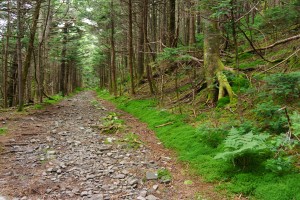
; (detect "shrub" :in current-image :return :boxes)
[265,157,295,175]
[197,124,229,148]
[253,101,288,134]
[214,128,270,168]
[264,72,300,102]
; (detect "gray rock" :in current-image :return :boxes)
[146,172,158,180]
[128,178,138,186]
[0,196,6,200]
[90,194,104,200]
[80,191,88,196]
[137,197,146,200]
[140,190,147,197]
[115,174,126,179]
[153,185,159,190]
[46,188,52,194]
[145,195,159,200]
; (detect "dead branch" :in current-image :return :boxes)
[260,48,300,74]
[242,34,300,54]
[155,122,174,128]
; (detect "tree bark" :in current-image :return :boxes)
[203,11,234,104]
[60,22,68,97]
[128,0,135,95]
[110,0,117,96]
[3,0,11,108]
[169,0,176,47]
[19,0,41,111]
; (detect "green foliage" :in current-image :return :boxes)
[224,72,250,93]
[238,59,265,69]
[195,34,204,49]
[264,72,300,101]
[157,168,172,182]
[96,89,300,200]
[197,124,228,148]
[157,46,197,62]
[215,128,269,167]
[217,96,230,108]
[123,133,143,149]
[44,94,64,105]
[254,174,300,200]
[33,104,43,110]
[99,112,124,134]
[0,127,8,135]
[259,3,300,32]
[265,157,295,175]
[253,101,288,134]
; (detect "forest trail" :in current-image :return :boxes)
[0,91,223,200]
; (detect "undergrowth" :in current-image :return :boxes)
[0,127,8,135]
[96,88,300,200]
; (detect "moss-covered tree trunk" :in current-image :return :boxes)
[203,14,234,104]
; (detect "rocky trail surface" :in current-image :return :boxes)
[0,91,223,200]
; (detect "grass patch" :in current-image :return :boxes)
[0,127,8,135]
[96,89,300,199]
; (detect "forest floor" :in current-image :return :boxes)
[0,91,226,200]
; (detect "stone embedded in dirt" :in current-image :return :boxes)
[146,195,159,200]
[153,185,159,190]
[90,194,104,200]
[115,174,126,179]
[0,196,6,200]
[146,171,158,180]
[0,92,188,200]
[140,190,147,197]
[128,178,138,186]
[80,191,88,196]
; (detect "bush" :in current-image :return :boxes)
[259,3,300,32]
[197,124,229,148]
[253,101,288,134]
[214,128,270,168]
[264,72,300,102]
[265,157,295,175]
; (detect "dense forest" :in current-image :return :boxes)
[0,0,300,199]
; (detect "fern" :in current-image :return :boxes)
[215,128,269,166]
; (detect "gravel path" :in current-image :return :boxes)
[0,92,178,200]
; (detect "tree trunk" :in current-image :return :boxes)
[60,23,68,97]
[3,0,11,108]
[144,0,155,95]
[110,0,117,96]
[203,12,234,104]
[128,0,135,95]
[17,0,24,111]
[137,1,145,81]
[19,0,41,111]
[169,0,176,47]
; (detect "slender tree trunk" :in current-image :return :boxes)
[169,0,176,47]
[3,0,11,108]
[137,1,145,81]
[128,0,135,95]
[19,0,41,111]
[60,23,68,97]
[144,0,154,95]
[17,0,24,111]
[110,0,117,96]
[189,1,196,46]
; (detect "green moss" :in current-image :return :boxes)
[96,89,300,200]
[0,127,8,135]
